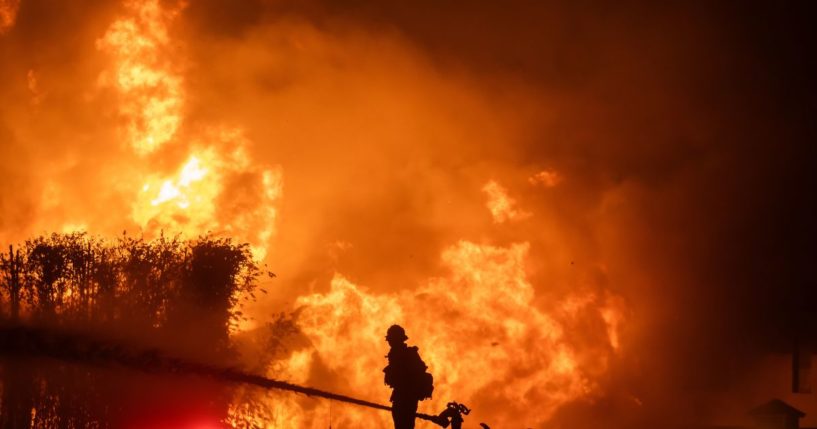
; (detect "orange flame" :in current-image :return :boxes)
[92,3,626,426]
[251,241,625,427]
[483,180,530,223]
[3,1,630,426]
[97,0,186,155]
[96,0,281,259]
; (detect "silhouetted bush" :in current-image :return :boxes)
[0,232,260,428]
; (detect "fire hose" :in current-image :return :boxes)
[0,323,489,428]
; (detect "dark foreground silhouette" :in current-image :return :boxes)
[0,233,488,428]
[381,325,485,429]
[0,233,258,427]
[0,321,486,427]
[384,324,434,429]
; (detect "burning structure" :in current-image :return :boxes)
[0,0,815,428]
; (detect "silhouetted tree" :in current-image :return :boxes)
[0,245,22,320]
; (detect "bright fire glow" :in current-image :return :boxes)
[97,2,624,426]
[483,180,530,223]
[97,0,185,155]
[3,0,630,427]
[137,151,217,224]
[245,241,625,428]
[97,0,282,259]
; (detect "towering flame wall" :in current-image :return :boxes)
[94,0,281,260]
[0,0,625,428]
[3,1,627,427]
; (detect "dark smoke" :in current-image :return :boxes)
[181,2,817,425]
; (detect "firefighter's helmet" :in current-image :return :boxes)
[386,324,408,342]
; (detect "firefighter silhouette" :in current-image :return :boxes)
[383,324,433,429]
